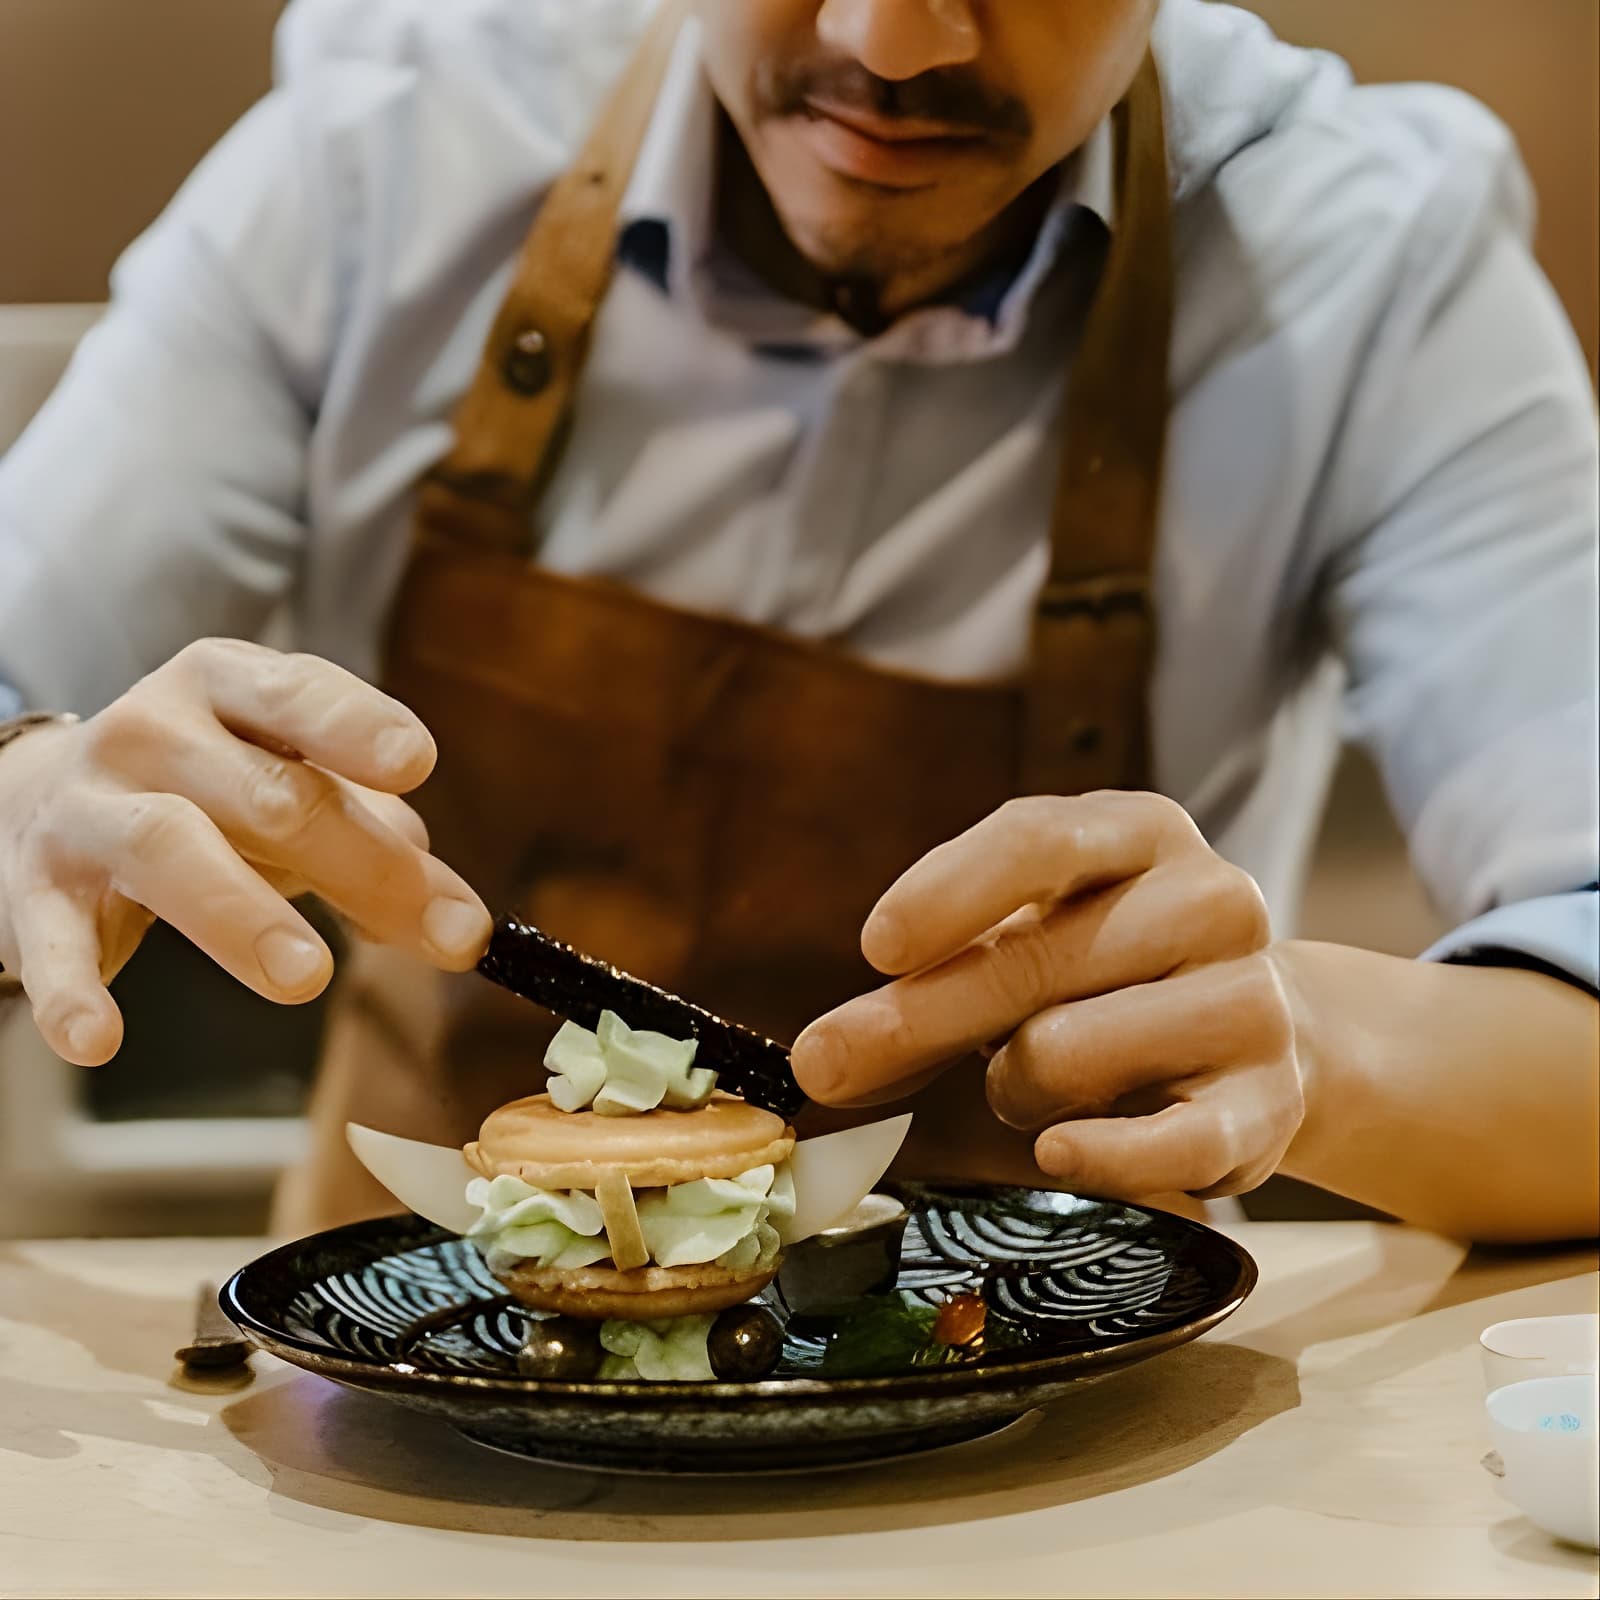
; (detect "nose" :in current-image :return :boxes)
[815,0,981,81]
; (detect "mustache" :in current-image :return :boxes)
[756,57,1032,141]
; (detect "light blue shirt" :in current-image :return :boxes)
[0,0,1595,989]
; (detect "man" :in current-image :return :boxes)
[0,0,1594,1241]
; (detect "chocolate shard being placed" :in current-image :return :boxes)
[476,915,808,1120]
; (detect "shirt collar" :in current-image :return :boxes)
[617,19,1117,361]
[617,19,719,304]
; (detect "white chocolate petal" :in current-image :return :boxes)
[780,1114,913,1245]
[346,1123,482,1235]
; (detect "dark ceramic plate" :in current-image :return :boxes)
[222,1184,1256,1474]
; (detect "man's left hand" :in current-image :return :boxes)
[791,792,1306,1201]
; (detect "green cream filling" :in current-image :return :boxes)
[464,1175,612,1271]
[597,1315,717,1382]
[466,1162,794,1275]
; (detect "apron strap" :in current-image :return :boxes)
[414,0,691,553]
[1020,53,1173,797]
[416,22,1173,798]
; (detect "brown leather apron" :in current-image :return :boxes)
[278,7,1174,1232]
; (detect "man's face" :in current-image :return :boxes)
[696,0,1157,283]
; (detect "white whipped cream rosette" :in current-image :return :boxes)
[545,1012,717,1115]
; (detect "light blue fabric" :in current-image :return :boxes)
[0,679,22,721]
[1425,888,1600,993]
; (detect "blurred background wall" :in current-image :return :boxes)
[0,0,1596,1232]
[3,0,1595,374]
[0,0,283,303]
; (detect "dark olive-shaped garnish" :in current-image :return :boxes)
[708,1305,784,1381]
[517,1315,604,1381]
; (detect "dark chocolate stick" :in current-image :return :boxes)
[476,915,808,1120]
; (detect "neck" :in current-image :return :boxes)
[716,118,1053,335]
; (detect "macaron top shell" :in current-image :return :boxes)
[465,1091,795,1189]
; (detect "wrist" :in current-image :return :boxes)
[1271,940,1599,1240]
[1270,939,1415,1184]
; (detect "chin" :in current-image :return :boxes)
[759,144,952,278]
[782,203,960,284]
[786,197,1020,295]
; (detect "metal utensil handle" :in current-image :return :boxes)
[174,1281,252,1370]
[192,1281,238,1345]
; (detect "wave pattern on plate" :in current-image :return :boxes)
[274,1189,1215,1378]
[286,1241,516,1370]
[895,1192,1193,1338]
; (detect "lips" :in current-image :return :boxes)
[791,95,990,188]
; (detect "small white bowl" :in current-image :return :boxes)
[1483,1374,1598,1550]
[1480,1312,1598,1392]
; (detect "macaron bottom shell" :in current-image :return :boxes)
[494,1256,780,1321]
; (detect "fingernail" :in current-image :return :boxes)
[1033,1130,1074,1181]
[423,897,491,960]
[375,724,428,774]
[256,928,328,991]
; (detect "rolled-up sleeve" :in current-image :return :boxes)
[1424,888,1600,994]
[1318,94,1599,991]
[0,77,335,716]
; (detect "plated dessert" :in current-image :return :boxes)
[224,1186,1258,1469]
[349,1009,909,1380]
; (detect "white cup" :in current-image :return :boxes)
[1480,1312,1598,1393]
[1483,1374,1598,1550]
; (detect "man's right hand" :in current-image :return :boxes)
[0,638,492,1067]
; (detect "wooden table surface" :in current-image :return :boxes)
[2,1223,1596,1599]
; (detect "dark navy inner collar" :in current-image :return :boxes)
[617,217,674,296]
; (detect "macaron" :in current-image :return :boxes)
[494,1256,781,1321]
[467,1091,796,1320]
[466,1092,794,1190]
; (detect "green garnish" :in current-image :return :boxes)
[819,1292,952,1377]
